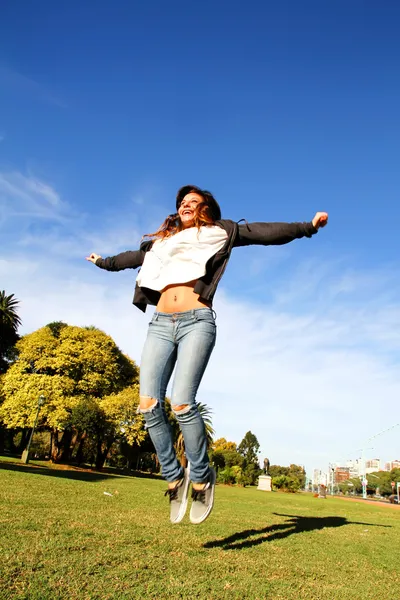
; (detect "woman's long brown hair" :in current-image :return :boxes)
[143,197,217,241]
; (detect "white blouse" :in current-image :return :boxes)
[136,226,228,291]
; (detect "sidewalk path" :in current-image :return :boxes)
[332,496,400,509]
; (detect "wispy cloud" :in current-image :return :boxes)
[0,170,144,260]
[0,65,67,108]
[0,171,71,225]
[0,133,5,143]
[17,223,143,259]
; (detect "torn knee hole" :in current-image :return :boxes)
[139,396,158,411]
[172,403,190,415]
[173,404,189,411]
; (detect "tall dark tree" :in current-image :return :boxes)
[238,430,260,466]
[0,291,21,374]
[238,431,262,485]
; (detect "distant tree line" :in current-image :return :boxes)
[338,470,400,498]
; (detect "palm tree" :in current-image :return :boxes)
[0,291,22,373]
[0,291,21,331]
[174,401,215,468]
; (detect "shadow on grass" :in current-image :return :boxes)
[0,460,121,482]
[0,460,162,483]
[204,512,391,551]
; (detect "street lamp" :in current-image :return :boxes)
[360,447,373,500]
[21,394,45,464]
[328,463,335,495]
[360,423,400,499]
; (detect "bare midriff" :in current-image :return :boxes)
[156,280,211,313]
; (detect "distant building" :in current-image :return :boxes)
[313,469,320,486]
[312,469,328,487]
[384,460,400,471]
[334,466,350,484]
[346,459,361,478]
[365,458,380,473]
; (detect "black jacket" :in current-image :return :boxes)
[95,219,318,312]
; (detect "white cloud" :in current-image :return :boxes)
[1,173,399,475]
[0,171,70,224]
[0,170,144,258]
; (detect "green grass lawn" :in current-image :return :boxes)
[1,457,399,600]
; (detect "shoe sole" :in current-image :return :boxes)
[171,466,190,524]
[190,468,216,525]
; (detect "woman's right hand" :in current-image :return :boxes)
[85,253,101,264]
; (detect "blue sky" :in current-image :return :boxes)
[1,1,399,476]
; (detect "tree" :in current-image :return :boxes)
[238,431,260,464]
[238,431,262,485]
[0,291,21,374]
[288,464,306,489]
[272,475,301,493]
[64,386,147,470]
[0,291,22,452]
[0,324,139,465]
[218,465,243,485]
[97,385,147,469]
[45,321,68,338]
[212,438,238,453]
[269,465,289,478]
[269,463,306,492]
[364,470,400,497]
[390,468,400,482]
[350,477,362,494]
[210,438,244,476]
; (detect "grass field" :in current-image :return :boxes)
[1,457,399,600]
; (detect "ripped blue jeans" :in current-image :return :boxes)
[138,308,216,483]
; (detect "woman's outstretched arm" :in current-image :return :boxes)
[234,211,328,247]
[85,241,153,271]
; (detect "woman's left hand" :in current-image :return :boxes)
[312,212,329,229]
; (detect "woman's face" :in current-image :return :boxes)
[178,192,203,228]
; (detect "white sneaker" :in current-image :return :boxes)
[190,467,216,524]
[164,468,190,524]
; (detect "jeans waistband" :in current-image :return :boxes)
[152,308,216,321]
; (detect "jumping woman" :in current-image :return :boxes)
[86,185,328,524]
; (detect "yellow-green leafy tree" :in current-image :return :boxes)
[0,323,141,466]
[212,438,238,453]
[209,437,244,476]
[96,385,146,469]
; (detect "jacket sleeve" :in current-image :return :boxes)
[234,221,318,247]
[95,240,153,271]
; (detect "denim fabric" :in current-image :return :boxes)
[139,308,216,483]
